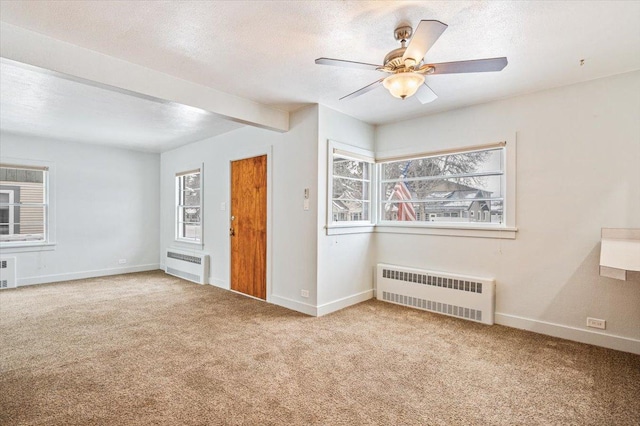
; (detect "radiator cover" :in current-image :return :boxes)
[376,263,495,325]
[165,248,209,285]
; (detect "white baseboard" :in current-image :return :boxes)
[317,289,374,317]
[495,312,640,355]
[18,264,161,286]
[270,294,318,316]
[270,289,374,317]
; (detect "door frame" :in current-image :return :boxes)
[227,148,272,302]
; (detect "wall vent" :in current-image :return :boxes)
[381,291,483,322]
[0,257,17,289]
[377,264,495,325]
[167,252,202,264]
[165,249,209,285]
[166,267,201,284]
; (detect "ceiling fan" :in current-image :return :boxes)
[315,20,508,103]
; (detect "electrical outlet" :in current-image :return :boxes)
[300,289,309,298]
[587,317,606,330]
[118,259,127,265]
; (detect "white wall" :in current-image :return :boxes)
[160,104,377,316]
[0,132,160,284]
[316,105,376,314]
[160,106,319,314]
[375,71,640,353]
[6,69,635,353]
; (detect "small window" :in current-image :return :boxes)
[0,165,48,243]
[379,145,505,226]
[176,169,201,243]
[329,144,373,225]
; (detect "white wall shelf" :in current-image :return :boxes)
[599,228,640,282]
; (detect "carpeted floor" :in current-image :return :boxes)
[0,271,638,425]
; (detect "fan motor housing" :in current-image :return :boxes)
[384,47,407,69]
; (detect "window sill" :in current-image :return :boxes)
[326,224,375,236]
[375,224,517,239]
[0,242,57,253]
[174,239,203,249]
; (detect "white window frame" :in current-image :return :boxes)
[175,166,203,246]
[0,158,56,252]
[326,141,375,235]
[375,140,517,239]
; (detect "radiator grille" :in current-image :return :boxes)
[377,264,495,325]
[382,268,482,294]
[167,252,202,265]
[382,291,482,322]
[166,267,201,283]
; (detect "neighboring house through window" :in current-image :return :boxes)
[379,144,506,226]
[0,164,48,243]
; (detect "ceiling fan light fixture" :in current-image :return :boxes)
[382,72,425,99]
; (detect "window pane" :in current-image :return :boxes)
[378,146,507,227]
[178,223,201,240]
[382,200,503,224]
[182,188,200,206]
[381,201,416,222]
[183,173,200,189]
[382,149,503,180]
[0,167,45,185]
[1,168,46,208]
[331,152,371,223]
[179,206,200,223]
[332,200,369,222]
[333,156,366,179]
[180,172,200,206]
[382,175,503,200]
[333,178,364,200]
[0,205,46,242]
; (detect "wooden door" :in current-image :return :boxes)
[230,155,267,299]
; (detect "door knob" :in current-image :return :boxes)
[230,227,235,236]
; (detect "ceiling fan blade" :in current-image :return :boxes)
[415,83,438,104]
[429,57,508,74]
[403,20,448,63]
[339,78,384,100]
[315,57,382,71]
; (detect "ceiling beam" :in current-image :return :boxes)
[0,23,289,133]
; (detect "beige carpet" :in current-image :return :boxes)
[1,271,638,426]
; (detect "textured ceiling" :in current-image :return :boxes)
[0,60,242,152]
[0,0,639,128]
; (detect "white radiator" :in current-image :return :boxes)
[0,257,17,289]
[376,263,495,325]
[165,248,209,285]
